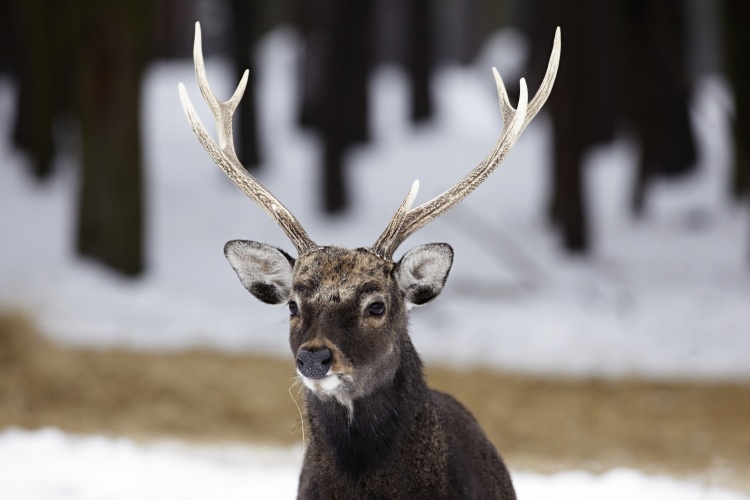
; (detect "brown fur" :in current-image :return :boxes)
[235,245,517,499]
[223,241,515,497]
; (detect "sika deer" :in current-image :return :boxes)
[179,22,560,499]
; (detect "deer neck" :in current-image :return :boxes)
[304,336,429,476]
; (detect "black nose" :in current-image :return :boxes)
[296,347,333,379]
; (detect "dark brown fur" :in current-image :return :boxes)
[285,247,516,499]
[224,242,515,498]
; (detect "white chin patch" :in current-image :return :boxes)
[300,371,355,421]
[300,373,342,394]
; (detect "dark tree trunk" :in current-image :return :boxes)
[12,0,73,180]
[151,0,196,60]
[294,0,322,130]
[405,0,434,123]
[326,0,372,147]
[550,127,589,252]
[522,0,697,252]
[228,0,262,169]
[323,0,373,213]
[523,0,620,253]
[622,0,696,216]
[722,0,750,201]
[74,0,152,276]
[0,1,19,75]
[295,0,374,213]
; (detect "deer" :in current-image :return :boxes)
[179,22,559,500]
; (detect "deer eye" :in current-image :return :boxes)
[367,301,385,316]
[288,301,299,316]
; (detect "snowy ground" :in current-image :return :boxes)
[1,27,749,498]
[2,428,747,500]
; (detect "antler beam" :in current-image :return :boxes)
[371,27,561,259]
[178,22,318,255]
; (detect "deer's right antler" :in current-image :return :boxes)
[178,22,318,256]
[370,27,561,260]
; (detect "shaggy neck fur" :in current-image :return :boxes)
[305,337,428,477]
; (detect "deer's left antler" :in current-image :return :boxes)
[370,27,561,260]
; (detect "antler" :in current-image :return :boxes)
[178,22,318,255]
[370,27,561,260]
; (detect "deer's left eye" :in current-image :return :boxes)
[367,302,385,316]
[288,301,299,316]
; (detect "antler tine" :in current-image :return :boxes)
[496,27,561,132]
[374,27,560,259]
[370,180,420,258]
[178,22,317,255]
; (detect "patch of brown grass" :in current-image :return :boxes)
[0,311,301,444]
[1,310,748,492]
[426,368,750,491]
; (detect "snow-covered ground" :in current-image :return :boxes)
[1,26,749,498]
[2,428,747,500]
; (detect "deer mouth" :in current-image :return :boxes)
[299,371,351,396]
[299,371,357,419]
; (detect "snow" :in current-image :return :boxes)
[1,428,746,500]
[0,428,301,500]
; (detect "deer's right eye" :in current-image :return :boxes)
[288,301,299,316]
[367,301,385,316]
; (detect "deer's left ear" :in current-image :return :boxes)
[396,243,454,308]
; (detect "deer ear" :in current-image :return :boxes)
[224,240,295,304]
[396,243,454,308]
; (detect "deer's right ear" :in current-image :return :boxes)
[224,240,295,304]
[396,243,454,308]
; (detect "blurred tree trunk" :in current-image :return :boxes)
[151,0,196,59]
[722,0,750,201]
[405,0,434,123]
[74,0,153,276]
[295,0,322,130]
[228,0,262,169]
[12,0,73,179]
[522,0,696,252]
[622,0,696,216]
[0,1,18,74]
[523,0,620,252]
[295,0,374,213]
[322,0,373,213]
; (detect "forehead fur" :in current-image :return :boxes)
[293,247,395,301]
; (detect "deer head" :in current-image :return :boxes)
[179,22,560,412]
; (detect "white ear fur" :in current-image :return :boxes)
[224,240,295,304]
[396,243,454,309]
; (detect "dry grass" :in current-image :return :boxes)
[427,369,750,490]
[1,310,748,492]
[0,311,300,444]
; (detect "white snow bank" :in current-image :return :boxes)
[0,28,749,380]
[0,428,746,500]
[0,428,301,500]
